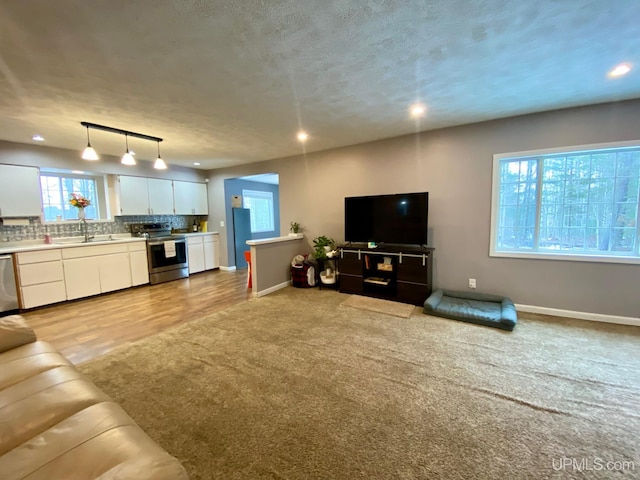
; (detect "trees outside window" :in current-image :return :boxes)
[492,142,640,263]
[40,174,100,221]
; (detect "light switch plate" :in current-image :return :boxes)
[220,220,225,227]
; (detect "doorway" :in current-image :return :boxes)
[223,173,280,268]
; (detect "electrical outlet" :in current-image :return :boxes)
[220,220,225,227]
[469,278,477,289]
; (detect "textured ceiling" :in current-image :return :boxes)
[0,1,638,170]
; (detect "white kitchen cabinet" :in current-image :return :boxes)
[0,165,42,217]
[118,176,174,215]
[187,236,205,274]
[129,242,149,286]
[99,253,132,292]
[189,234,219,273]
[63,243,133,299]
[16,249,66,309]
[147,178,174,214]
[204,234,220,270]
[173,181,208,215]
[64,256,102,300]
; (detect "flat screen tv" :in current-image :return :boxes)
[344,192,429,246]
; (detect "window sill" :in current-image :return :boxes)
[490,250,640,265]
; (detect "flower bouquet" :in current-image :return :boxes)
[69,193,91,209]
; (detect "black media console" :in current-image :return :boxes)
[338,244,434,306]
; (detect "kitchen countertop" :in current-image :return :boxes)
[0,234,147,255]
[175,231,220,237]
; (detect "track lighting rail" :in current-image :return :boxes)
[80,122,163,143]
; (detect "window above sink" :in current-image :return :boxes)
[40,169,110,222]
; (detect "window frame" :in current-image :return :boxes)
[40,171,110,222]
[490,140,640,265]
[242,189,275,234]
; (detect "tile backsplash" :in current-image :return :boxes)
[0,215,207,242]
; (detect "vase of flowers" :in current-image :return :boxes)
[69,193,91,219]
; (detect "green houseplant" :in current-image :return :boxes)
[312,235,335,259]
[289,221,301,234]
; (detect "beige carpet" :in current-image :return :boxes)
[340,294,415,318]
[79,288,640,480]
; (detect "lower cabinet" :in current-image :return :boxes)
[15,240,148,309]
[129,243,150,286]
[188,234,220,274]
[187,237,205,274]
[63,257,102,300]
[204,234,220,270]
[16,249,67,309]
[63,245,133,300]
[99,253,132,293]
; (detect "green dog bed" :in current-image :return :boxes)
[424,289,517,331]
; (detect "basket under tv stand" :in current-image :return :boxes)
[338,243,434,306]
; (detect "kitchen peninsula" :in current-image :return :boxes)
[246,233,304,297]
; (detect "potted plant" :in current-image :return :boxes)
[312,235,335,259]
[289,221,301,236]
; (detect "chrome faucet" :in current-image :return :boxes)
[80,219,94,242]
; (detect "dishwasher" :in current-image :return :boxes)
[0,254,19,316]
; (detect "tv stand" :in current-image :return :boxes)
[338,244,434,306]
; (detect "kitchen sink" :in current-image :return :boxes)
[54,236,117,245]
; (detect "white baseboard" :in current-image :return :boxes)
[516,304,640,327]
[253,281,291,298]
[220,266,237,272]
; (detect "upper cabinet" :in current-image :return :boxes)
[173,181,208,215]
[117,176,174,215]
[0,165,42,217]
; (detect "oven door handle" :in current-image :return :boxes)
[148,239,186,247]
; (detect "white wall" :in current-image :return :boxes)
[208,99,640,318]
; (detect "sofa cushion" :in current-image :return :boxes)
[0,315,36,353]
[0,401,188,480]
[0,342,73,390]
[0,365,112,455]
[0,316,188,479]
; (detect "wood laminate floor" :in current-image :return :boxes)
[21,269,252,365]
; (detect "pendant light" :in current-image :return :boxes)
[121,134,136,165]
[154,140,167,170]
[82,125,99,160]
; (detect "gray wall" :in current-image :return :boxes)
[208,99,640,318]
[251,238,305,294]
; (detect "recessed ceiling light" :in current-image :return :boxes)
[410,103,426,118]
[32,134,45,141]
[72,170,85,174]
[194,162,201,166]
[297,131,309,142]
[609,63,631,78]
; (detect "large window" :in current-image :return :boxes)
[491,141,640,263]
[242,189,274,233]
[40,173,101,221]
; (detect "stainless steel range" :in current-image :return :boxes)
[131,223,189,285]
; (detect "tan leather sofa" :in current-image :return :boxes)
[0,315,188,479]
